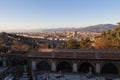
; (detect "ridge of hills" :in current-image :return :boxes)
[40,24,116,32]
[1,24,116,33]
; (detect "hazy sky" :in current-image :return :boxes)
[0,0,120,31]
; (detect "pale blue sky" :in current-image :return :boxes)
[0,0,120,31]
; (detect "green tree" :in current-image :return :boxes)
[80,38,92,49]
[65,39,80,49]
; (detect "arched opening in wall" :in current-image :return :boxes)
[36,61,51,72]
[12,59,24,66]
[24,59,28,65]
[101,63,118,74]
[78,62,94,73]
[57,61,72,73]
[0,61,2,67]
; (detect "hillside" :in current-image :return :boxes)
[78,24,116,32]
[95,23,120,50]
[0,32,37,52]
[41,24,116,32]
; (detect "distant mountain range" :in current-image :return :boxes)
[1,24,116,33]
[40,24,117,32]
[77,24,117,32]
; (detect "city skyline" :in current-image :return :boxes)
[0,0,120,31]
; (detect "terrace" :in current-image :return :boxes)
[28,49,120,60]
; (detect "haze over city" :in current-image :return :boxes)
[0,0,120,32]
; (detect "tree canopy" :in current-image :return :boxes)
[95,23,120,50]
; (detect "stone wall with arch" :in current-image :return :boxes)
[30,58,120,75]
[78,62,95,73]
[101,61,120,74]
[35,59,54,72]
[56,61,72,72]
